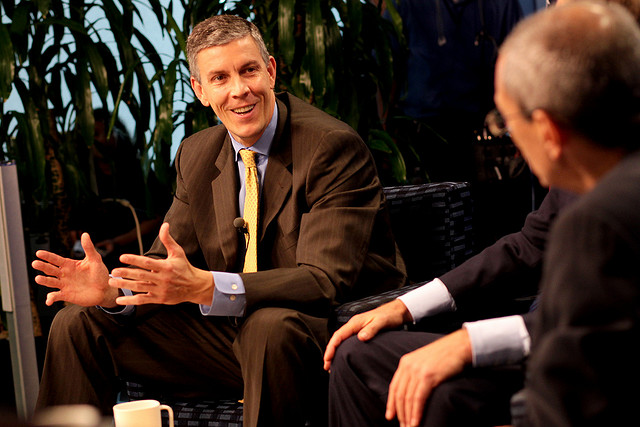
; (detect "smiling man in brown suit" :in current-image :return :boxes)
[32,14,406,427]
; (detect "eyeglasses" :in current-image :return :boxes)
[484,109,511,138]
[484,108,533,138]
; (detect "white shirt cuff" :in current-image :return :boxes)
[397,278,456,323]
[463,315,531,367]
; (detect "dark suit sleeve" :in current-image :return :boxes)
[440,188,577,311]
[241,126,401,316]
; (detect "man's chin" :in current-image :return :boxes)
[231,130,262,147]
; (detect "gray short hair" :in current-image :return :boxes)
[499,1,640,149]
[187,15,270,83]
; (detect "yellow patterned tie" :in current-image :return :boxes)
[239,149,259,272]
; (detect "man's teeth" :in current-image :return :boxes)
[233,105,255,114]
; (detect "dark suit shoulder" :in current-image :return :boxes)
[172,124,232,193]
[273,92,371,177]
[554,149,640,250]
[277,92,361,138]
[176,124,227,164]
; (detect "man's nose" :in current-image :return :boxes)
[230,75,250,97]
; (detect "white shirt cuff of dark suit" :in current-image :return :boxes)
[397,278,457,323]
[463,315,531,367]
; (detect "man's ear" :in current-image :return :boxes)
[267,56,277,89]
[190,76,210,107]
[532,109,564,161]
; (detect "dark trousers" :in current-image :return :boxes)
[329,330,524,427]
[37,303,329,427]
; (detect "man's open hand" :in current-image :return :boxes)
[32,232,116,307]
[109,223,214,306]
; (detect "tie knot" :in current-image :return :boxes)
[239,149,257,168]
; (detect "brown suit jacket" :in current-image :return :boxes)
[147,92,406,318]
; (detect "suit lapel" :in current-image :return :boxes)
[260,97,292,240]
[211,135,241,270]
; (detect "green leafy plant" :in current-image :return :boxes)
[0,0,179,253]
[0,0,410,255]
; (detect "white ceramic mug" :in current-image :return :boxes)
[113,399,174,427]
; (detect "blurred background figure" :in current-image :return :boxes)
[383,0,524,184]
[71,109,168,269]
[378,0,541,250]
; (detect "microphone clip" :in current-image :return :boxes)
[233,217,249,235]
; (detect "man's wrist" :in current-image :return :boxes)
[391,298,414,323]
[194,268,215,306]
[100,286,122,308]
[453,328,473,365]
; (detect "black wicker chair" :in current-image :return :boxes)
[121,181,475,426]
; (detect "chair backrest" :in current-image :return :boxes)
[332,182,476,329]
[383,182,474,283]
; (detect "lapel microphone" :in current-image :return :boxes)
[233,217,249,235]
[233,217,249,250]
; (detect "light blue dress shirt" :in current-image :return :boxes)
[200,105,278,317]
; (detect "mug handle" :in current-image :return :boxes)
[160,404,174,427]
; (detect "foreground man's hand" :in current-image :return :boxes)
[386,328,473,427]
[109,223,214,306]
[323,299,412,371]
[32,232,116,307]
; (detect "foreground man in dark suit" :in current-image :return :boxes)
[326,1,640,426]
[496,2,640,425]
[32,15,406,426]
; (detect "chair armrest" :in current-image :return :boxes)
[331,182,475,331]
[332,282,425,330]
